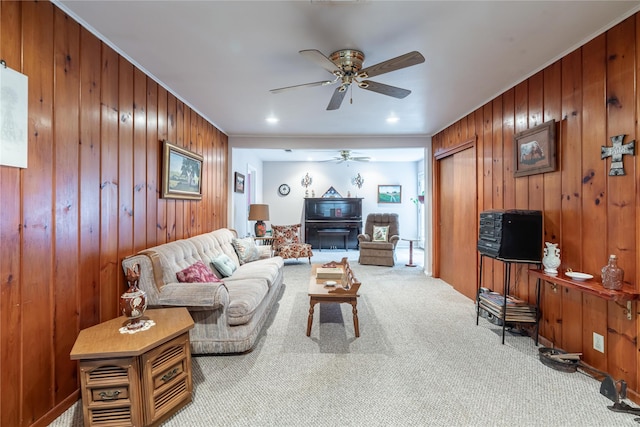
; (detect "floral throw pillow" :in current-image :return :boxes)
[372,225,389,242]
[176,261,221,283]
[272,224,301,249]
[232,237,260,265]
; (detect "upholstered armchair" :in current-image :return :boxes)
[357,213,400,266]
[271,224,313,263]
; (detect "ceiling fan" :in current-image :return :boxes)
[329,150,371,163]
[270,49,425,110]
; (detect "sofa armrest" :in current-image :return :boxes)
[389,235,400,246]
[158,282,229,311]
[357,233,371,243]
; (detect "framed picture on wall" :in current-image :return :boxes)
[514,120,556,177]
[234,172,245,193]
[161,140,203,200]
[378,185,402,203]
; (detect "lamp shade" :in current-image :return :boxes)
[248,204,269,221]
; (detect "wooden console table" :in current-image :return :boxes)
[70,308,194,427]
[529,269,640,320]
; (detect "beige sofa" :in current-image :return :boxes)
[121,228,284,354]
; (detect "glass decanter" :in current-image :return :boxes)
[601,254,624,290]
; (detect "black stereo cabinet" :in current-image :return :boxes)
[476,209,543,344]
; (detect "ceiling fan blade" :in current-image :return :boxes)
[359,80,411,99]
[357,51,425,79]
[270,80,336,94]
[351,157,371,162]
[327,86,347,110]
[300,49,340,75]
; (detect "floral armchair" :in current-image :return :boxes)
[271,224,313,264]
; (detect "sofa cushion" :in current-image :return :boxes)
[372,225,389,242]
[226,257,283,288]
[176,261,220,283]
[226,279,269,326]
[212,254,238,277]
[232,237,261,265]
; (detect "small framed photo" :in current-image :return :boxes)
[234,172,245,193]
[514,120,556,177]
[378,185,402,203]
[161,140,203,200]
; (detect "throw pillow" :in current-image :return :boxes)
[372,225,390,242]
[211,253,237,277]
[272,224,300,249]
[232,237,260,265]
[176,261,221,283]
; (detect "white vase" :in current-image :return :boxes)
[542,242,561,275]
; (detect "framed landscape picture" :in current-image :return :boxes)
[378,185,402,203]
[513,120,556,177]
[161,140,203,200]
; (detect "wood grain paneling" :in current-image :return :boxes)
[1,3,23,426]
[433,11,640,404]
[0,2,228,425]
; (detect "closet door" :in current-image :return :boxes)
[434,142,477,300]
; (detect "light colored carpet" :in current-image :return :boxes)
[51,248,637,426]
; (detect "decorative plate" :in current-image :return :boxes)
[278,183,290,196]
[565,271,593,281]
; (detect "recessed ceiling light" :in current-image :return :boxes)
[266,116,279,124]
[386,116,399,124]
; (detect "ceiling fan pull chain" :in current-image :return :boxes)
[350,84,353,104]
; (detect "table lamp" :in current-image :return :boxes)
[248,204,269,237]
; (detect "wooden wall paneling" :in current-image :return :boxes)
[145,79,159,248]
[560,49,584,353]
[502,89,516,217]
[201,121,210,232]
[513,81,529,210]
[580,35,609,371]
[118,58,134,307]
[166,93,177,241]
[605,16,637,387]
[174,100,185,241]
[99,44,120,322]
[491,98,504,211]
[53,8,80,404]
[194,109,201,236]
[525,72,544,305]
[481,104,499,291]
[22,2,55,423]
[78,27,101,331]
[133,68,147,253]
[0,1,23,425]
[540,61,563,345]
[636,13,640,396]
[156,86,168,244]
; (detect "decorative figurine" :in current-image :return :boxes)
[542,242,561,275]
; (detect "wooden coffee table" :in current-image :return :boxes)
[307,258,361,337]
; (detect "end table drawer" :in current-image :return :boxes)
[153,361,185,389]
[91,386,129,403]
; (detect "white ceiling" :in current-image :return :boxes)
[56,0,640,162]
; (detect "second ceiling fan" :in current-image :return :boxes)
[270,49,425,110]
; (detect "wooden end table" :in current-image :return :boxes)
[307,260,361,337]
[70,308,194,427]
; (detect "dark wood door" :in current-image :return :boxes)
[436,145,477,300]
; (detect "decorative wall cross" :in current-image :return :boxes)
[601,134,635,176]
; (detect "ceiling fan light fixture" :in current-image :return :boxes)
[358,82,369,89]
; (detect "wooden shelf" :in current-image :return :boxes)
[529,269,639,301]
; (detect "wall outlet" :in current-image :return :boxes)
[593,332,605,353]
